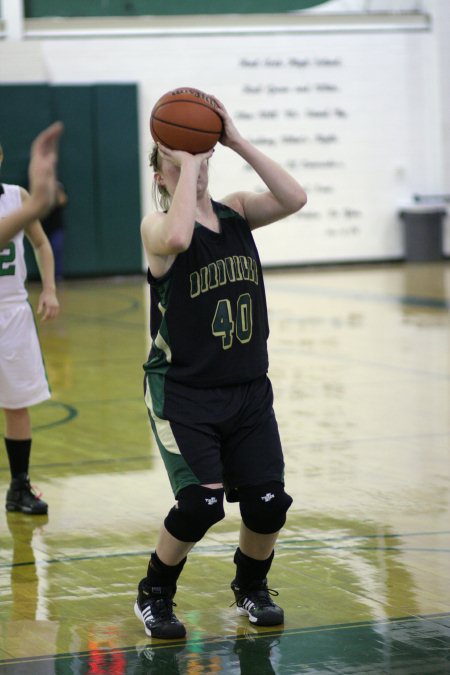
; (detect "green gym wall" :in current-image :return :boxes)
[0,84,142,278]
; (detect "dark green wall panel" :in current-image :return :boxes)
[94,85,142,275]
[0,83,142,279]
[0,85,52,186]
[0,85,53,279]
[25,0,331,17]
[50,86,99,276]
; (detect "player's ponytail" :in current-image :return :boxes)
[149,145,171,212]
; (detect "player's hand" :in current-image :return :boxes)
[210,97,243,148]
[28,122,64,219]
[156,143,214,170]
[37,289,60,322]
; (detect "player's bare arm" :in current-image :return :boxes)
[22,191,59,322]
[141,144,213,278]
[27,122,64,219]
[214,97,307,230]
[0,123,63,248]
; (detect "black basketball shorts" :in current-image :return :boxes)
[144,374,285,501]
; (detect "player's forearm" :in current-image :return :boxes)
[0,201,42,249]
[232,137,307,211]
[163,164,199,251]
[33,241,57,291]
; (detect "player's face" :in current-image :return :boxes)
[155,160,180,197]
[196,159,209,195]
[156,157,209,198]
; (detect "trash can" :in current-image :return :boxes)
[399,206,447,262]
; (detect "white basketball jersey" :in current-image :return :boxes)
[0,184,28,308]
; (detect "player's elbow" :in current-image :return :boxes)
[164,231,192,253]
[281,190,307,218]
[300,189,308,208]
[292,189,307,213]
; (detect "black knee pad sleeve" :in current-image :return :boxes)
[239,481,293,534]
[164,485,225,542]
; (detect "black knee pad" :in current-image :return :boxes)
[164,484,225,542]
[239,482,293,534]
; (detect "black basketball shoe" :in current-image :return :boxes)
[134,578,186,639]
[231,578,284,626]
[234,632,281,675]
[6,474,48,515]
[134,642,185,675]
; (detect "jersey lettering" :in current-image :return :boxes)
[212,299,234,350]
[190,256,258,298]
[0,242,16,276]
[212,294,253,350]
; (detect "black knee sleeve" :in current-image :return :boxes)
[239,482,292,534]
[164,484,225,542]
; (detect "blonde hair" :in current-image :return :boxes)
[149,144,171,211]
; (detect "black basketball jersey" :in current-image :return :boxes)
[144,200,269,388]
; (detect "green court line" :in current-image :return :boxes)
[277,545,450,552]
[3,428,450,473]
[2,531,450,570]
[281,530,450,542]
[269,282,450,310]
[0,402,78,441]
[0,452,151,475]
[2,454,151,471]
[1,611,449,668]
[33,402,78,431]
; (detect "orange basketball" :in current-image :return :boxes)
[150,87,223,154]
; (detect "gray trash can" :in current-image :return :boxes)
[399,206,447,262]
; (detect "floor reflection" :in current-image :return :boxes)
[1,267,449,673]
[1,618,450,674]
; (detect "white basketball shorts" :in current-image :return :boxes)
[0,302,51,408]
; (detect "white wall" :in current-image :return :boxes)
[429,0,450,254]
[0,1,448,265]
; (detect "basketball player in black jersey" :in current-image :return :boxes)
[134,96,307,639]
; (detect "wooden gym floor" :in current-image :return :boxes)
[0,262,449,674]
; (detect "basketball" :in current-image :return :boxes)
[150,87,223,154]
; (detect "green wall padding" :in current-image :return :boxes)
[25,0,331,17]
[94,85,142,275]
[0,85,52,186]
[0,85,52,280]
[50,86,100,277]
[0,83,142,279]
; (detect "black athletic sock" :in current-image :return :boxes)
[146,551,187,589]
[233,547,275,588]
[5,438,32,479]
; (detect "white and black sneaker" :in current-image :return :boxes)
[134,578,186,639]
[231,578,284,626]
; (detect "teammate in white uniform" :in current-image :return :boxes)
[1,134,61,515]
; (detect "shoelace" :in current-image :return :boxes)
[149,596,178,620]
[28,483,44,500]
[19,480,43,500]
[231,587,279,608]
